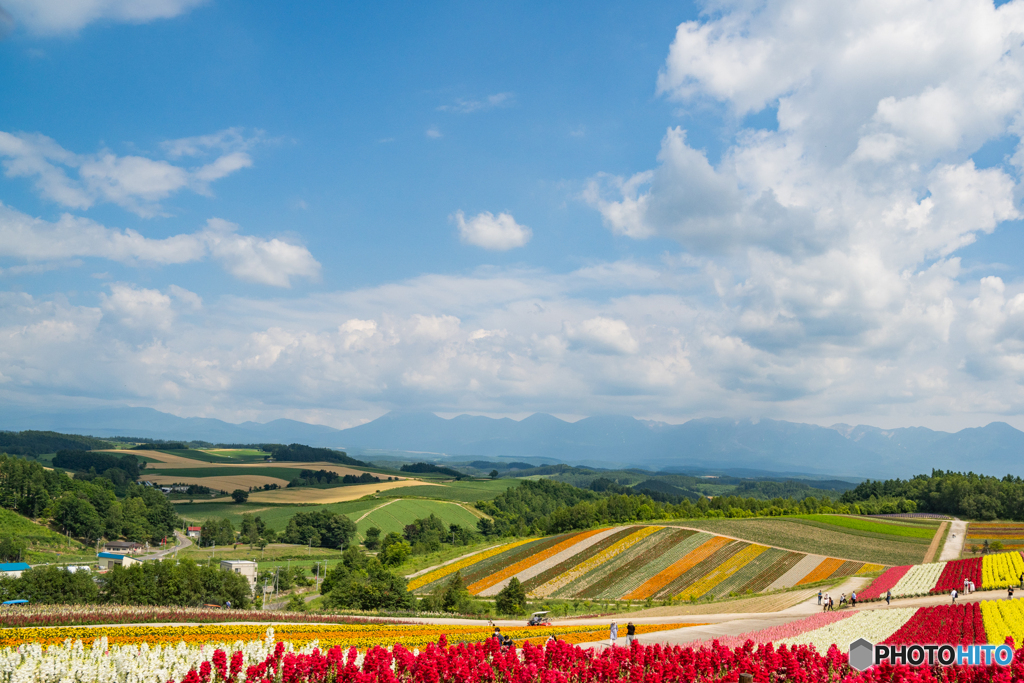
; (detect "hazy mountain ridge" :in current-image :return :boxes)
[2,405,1022,479]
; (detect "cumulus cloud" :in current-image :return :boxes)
[453,210,532,250]
[565,317,640,355]
[438,93,515,114]
[0,203,320,287]
[0,129,257,216]
[2,0,206,35]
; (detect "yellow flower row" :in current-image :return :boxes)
[467,529,602,595]
[982,551,1024,589]
[534,526,662,598]
[407,539,534,591]
[981,597,1024,645]
[675,544,767,600]
[0,622,700,651]
[856,563,885,575]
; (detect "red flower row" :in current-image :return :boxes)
[933,558,983,595]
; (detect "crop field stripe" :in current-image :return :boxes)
[676,543,768,600]
[765,554,823,592]
[792,515,938,539]
[981,550,1024,589]
[737,550,804,594]
[467,531,600,595]
[706,545,783,599]
[521,527,636,595]
[560,527,676,599]
[856,563,886,575]
[623,535,730,600]
[593,528,698,600]
[784,518,931,544]
[981,597,1024,645]
[500,528,625,592]
[609,531,714,600]
[660,541,748,599]
[407,538,532,591]
[459,534,583,587]
[796,557,845,585]
[544,526,662,599]
[890,561,947,597]
[885,603,987,646]
[566,527,677,599]
[828,560,868,581]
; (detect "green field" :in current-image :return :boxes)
[355,499,481,540]
[790,514,938,539]
[379,479,516,502]
[174,498,382,531]
[671,516,932,566]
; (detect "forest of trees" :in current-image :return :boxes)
[319,546,414,611]
[0,454,179,543]
[840,470,1024,520]
[475,478,916,537]
[53,450,142,481]
[282,509,356,548]
[263,444,367,466]
[286,469,382,487]
[0,431,112,458]
[399,463,464,479]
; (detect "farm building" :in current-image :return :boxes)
[0,562,29,578]
[97,552,141,570]
[186,526,201,539]
[103,541,145,554]
[220,560,257,592]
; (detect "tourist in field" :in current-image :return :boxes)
[839,593,847,608]
[1009,585,1015,599]
[851,591,857,607]
[627,621,636,644]
[493,626,501,643]
[817,590,822,605]
[886,590,891,605]
[610,621,618,646]
[951,588,958,604]
[1019,571,1023,588]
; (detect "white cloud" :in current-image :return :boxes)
[453,210,532,250]
[2,0,206,35]
[425,127,443,139]
[438,93,515,114]
[0,202,320,287]
[0,129,257,216]
[565,317,640,355]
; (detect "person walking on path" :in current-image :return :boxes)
[1019,572,1023,589]
[886,590,891,606]
[610,621,618,647]
[828,596,834,611]
[822,594,829,612]
[1009,586,1015,599]
[851,591,857,608]
[818,590,822,605]
[627,622,636,645]
[951,589,958,604]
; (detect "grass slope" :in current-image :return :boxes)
[355,499,480,540]
[671,517,929,566]
[0,508,93,564]
[173,499,382,531]
[790,514,938,539]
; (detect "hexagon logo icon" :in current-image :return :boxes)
[849,638,874,671]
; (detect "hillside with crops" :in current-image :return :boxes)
[407,524,884,600]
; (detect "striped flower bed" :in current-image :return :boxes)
[418,524,885,601]
[859,565,912,600]
[890,562,947,598]
[932,557,982,595]
[676,544,768,600]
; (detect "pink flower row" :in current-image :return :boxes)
[712,609,857,649]
[859,565,912,600]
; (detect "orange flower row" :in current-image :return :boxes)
[467,529,604,594]
[797,557,846,586]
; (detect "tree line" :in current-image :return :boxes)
[840,469,1024,520]
[0,559,251,607]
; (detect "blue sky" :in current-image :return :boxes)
[3,0,1024,432]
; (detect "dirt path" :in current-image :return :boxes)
[940,519,967,561]
[922,521,948,563]
[355,499,396,524]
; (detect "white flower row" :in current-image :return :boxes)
[779,608,917,653]
[890,562,946,598]
[0,628,360,683]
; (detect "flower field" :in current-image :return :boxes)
[857,550,1024,600]
[967,522,1024,552]
[9,620,1024,683]
[0,605,392,629]
[413,525,882,601]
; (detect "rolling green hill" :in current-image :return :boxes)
[354,499,481,540]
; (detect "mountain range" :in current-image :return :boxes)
[2,404,1022,479]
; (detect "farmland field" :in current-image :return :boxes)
[965,521,1024,553]
[174,499,381,530]
[354,499,481,540]
[377,479,517,501]
[407,524,882,600]
[789,514,939,539]
[670,517,930,566]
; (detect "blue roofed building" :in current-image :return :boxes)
[97,552,140,570]
[0,562,30,579]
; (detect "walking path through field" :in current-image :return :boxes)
[922,521,948,563]
[939,519,967,561]
[355,499,396,523]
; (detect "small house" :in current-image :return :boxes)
[220,560,257,593]
[0,562,30,579]
[97,552,140,570]
[103,541,145,554]
[186,526,201,539]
